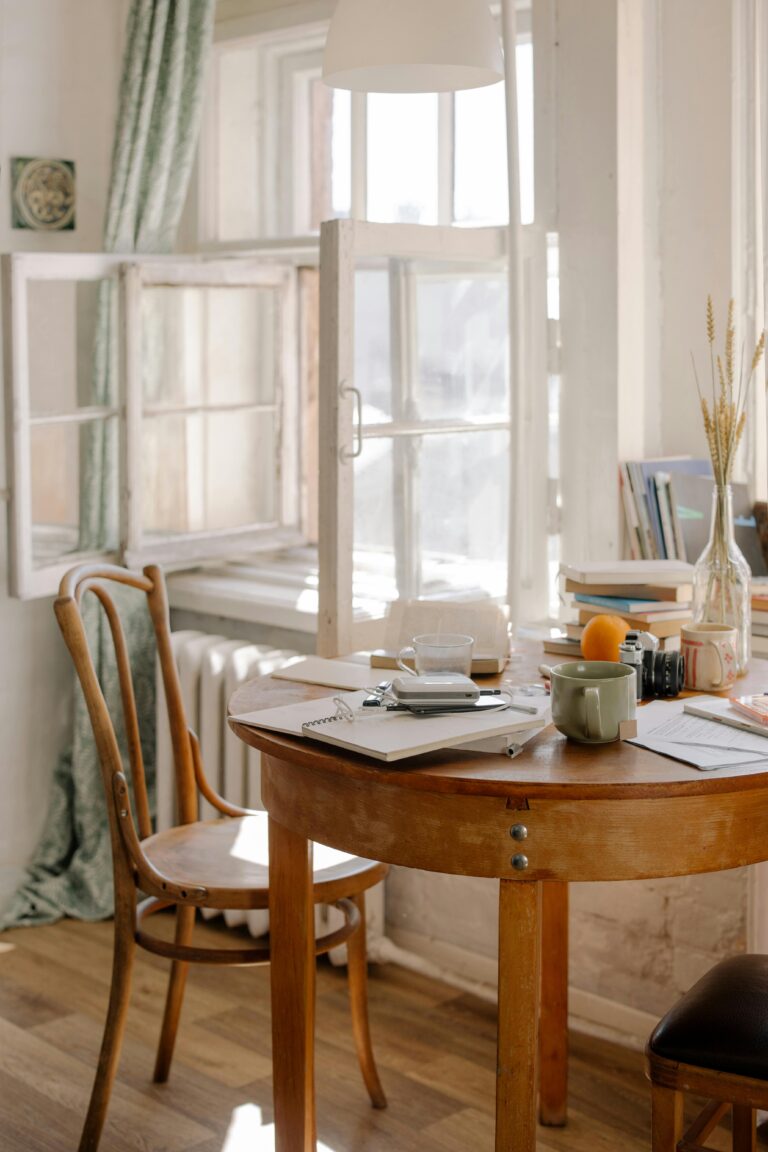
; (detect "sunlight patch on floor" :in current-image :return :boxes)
[0,941,16,955]
[221,1104,336,1152]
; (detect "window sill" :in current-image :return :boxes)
[167,550,320,635]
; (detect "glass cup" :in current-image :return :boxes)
[396,633,474,677]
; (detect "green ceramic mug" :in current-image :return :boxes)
[550,661,637,744]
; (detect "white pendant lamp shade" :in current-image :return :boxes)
[322,0,504,93]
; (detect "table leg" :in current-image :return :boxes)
[539,880,569,1126]
[268,813,316,1152]
[496,879,541,1152]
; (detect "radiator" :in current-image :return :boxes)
[155,631,385,952]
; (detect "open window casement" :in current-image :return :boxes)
[4,252,301,599]
[317,219,548,658]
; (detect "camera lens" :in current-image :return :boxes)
[642,649,684,698]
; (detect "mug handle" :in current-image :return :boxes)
[396,646,418,675]
[707,638,727,688]
[584,687,603,741]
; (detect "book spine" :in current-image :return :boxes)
[628,463,657,559]
[654,473,677,561]
[619,463,642,560]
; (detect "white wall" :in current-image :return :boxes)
[0,0,128,907]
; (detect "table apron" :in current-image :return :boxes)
[261,756,768,881]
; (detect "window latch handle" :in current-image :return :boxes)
[339,383,363,462]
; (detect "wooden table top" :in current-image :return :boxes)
[228,644,768,802]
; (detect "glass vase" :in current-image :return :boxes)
[692,484,751,675]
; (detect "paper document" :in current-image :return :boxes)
[232,691,550,764]
[629,699,768,770]
[271,656,379,691]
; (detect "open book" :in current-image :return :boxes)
[370,599,511,675]
[232,690,548,763]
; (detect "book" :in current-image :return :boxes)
[563,579,693,602]
[752,623,768,638]
[565,622,585,641]
[541,636,582,657]
[370,650,507,675]
[577,606,688,639]
[683,696,768,741]
[559,560,695,586]
[670,474,768,577]
[232,690,548,763]
[729,694,768,726]
[753,634,768,656]
[573,594,690,614]
[619,463,643,560]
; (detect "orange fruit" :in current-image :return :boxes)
[580,614,630,662]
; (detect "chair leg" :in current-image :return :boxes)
[732,1105,756,1152]
[650,1082,684,1152]
[78,897,136,1152]
[153,904,195,1084]
[346,891,387,1109]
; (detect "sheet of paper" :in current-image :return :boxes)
[271,656,383,691]
[629,699,768,770]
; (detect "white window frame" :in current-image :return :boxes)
[317,219,548,658]
[3,251,302,599]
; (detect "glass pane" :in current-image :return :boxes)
[354,437,394,554]
[454,84,508,227]
[416,273,508,421]
[142,285,278,408]
[216,44,260,241]
[142,410,276,538]
[367,94,438,224]
[453,41,534,227]
[31,417,119,566]
[331,89,352,218]
[28,278,117,414]
[355,269,392,423]
[420,430,509,595]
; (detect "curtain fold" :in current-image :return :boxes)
[1,0,215,931]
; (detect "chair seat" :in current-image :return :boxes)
[141,812,387,910]
[648,954,768,1080]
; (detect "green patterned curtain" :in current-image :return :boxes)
[1,0,215,930]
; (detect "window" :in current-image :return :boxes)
[203,21,534,240]
[4,253,302,598]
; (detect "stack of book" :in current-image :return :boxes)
[752,588,768,657]
[543,560,695,659]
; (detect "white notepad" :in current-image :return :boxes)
[232,690,548,763]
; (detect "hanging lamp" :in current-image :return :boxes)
[322,0,503,93]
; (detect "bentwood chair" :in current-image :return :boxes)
[55,563,388,1152]
[645,954,768,1151]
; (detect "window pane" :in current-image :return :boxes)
[215,44,260,241]
[142,285,279,408]
[453,42,534,227]
[331,89,352,218]
[31,417,118,566]
[142,410,276,537]
[354,437,393,554]
[420,430,509,592]
[416,273,508,421]
[355,268,392,423]
[27,279,116,414]
[454,84,508,227]
[367,94,438,224]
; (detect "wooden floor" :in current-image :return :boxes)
[0,916,747,1151]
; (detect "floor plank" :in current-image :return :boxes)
[0,917,750,1151]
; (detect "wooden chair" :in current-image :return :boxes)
[645,954,768,1151]
[54,563,389,1152]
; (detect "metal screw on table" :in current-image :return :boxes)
[511,853,529,871]
[510,824,528,841]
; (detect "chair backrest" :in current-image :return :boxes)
[54,564,199,883]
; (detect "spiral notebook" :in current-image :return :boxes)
[231,690,548,763]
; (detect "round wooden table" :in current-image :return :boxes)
[229,657,768,1152]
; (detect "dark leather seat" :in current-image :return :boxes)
[648,954,768,1080]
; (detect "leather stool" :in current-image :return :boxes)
[646,954,768,1151]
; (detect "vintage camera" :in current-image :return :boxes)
[618,630,685,700]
